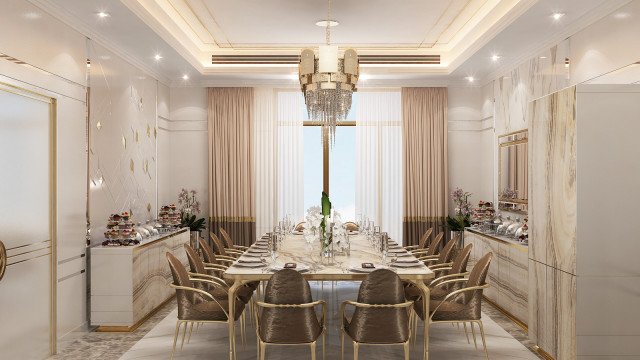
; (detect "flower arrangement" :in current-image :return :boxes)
[500,188,518,199]
[446,187,472,232]
[177,188,205,232]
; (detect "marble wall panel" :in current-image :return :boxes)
[529,86,577,275]
[528,260,548,352]
[507,247,529,324]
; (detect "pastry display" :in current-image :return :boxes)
[158,204,181,228]
[102,212,140,246]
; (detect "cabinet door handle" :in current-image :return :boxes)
[0,240,6,282]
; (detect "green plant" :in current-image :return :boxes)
[181,213,206,232]
[446,215,470,232]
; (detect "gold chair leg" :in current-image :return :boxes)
[322,330,326,360]
[187,322,194,343]
[463,322,470,344]
[353,342,359,360]
[259,340,266,360]
[403,341,410,360]
[470,321,478,350]
[180,321,188,350]
[310,340,317,360]
[341,330,345,360]
[171,321,181,360]
[477,321,489,359]
[256,337,260,360]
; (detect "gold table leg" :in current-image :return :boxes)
[228,280,242,360]
[414,281,430,360]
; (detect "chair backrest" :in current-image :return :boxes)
[184,244,207,274]
[344,222,359,231]
[199,237,217,264]
[294,222,305,231]
[210,232,228,257]
[219,227,233,248]
[425,232,444,256]
[419,227,434,249]
[259,269,321,343]
[461,252,493,308]
[450,243,473,274]
[437,236,458,264]
[166,252,195,319]
[349,269,409,343]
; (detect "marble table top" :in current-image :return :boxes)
[224,234,434,282]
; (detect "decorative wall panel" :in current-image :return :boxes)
[88,41,158,244]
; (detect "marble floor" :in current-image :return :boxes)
[51,282,542,359]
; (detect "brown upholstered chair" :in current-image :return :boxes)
[211,232,242,258]
[254,269,326,360]
[403,227,433,251]
[428,243,473,299]
[418,234,458,265]
[411,231,443,257]
[294,222,306,231]
[344,221,359,231]
[414,252,493,359]
[341,269,413,360]
[199,237,234,267]
[166,252,245,359]
[220,227,249,251]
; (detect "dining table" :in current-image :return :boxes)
[223,232,435,360]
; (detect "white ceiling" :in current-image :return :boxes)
[30,0,632,86]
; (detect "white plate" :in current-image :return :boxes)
[390,262,424,268]
[292,231,304,235]
[388,248,408,254]
[270,264,310,272]
[394,252,413,257]
[348,265,387,273]
[233,262,266,268]
[247,249,269,254]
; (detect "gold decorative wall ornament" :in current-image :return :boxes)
[130,159,134,173]
[0,240,6,281]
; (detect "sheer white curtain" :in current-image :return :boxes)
[356,90,403,242]
[276,91,305,222]
[253,88,277,236]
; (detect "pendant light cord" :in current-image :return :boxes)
[326,0,332,45]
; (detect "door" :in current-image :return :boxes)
[0,83,56,359]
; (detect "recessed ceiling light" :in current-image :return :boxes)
[97,11,110,18]
[154,54,163,61]
[552,12,565,21]
[315,20,339,27]
[491,54,501,62]
[466,76,475,83]
[23,12,42,20]
[613,12,631,19]
[539,56,548,59]
[182,74,189,80]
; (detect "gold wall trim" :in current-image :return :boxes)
[0,240,6,281]
[483,295,528,332]
[533,346,555,360]
[6,239,52,251]
[498,129,528,139]
[95,295,175,333]
[6,251,51,267]
[403,216,446,222]
[210,216,256,222]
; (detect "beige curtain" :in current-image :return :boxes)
[208,87,255,246]
[402,87,448,246]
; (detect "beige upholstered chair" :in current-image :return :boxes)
[211,232,242,258]
[403,227,433,251]
[411,231,444,257]
[294,222,306,231]
[344,222,359,231]
[341,269,414,360]
[428,243,473,298]
[220,227,249,251]
[254,269,327,360]
[418,234,458,265]
[414,252,494,359]
[166,252,245,359]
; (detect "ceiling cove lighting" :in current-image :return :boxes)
[552,12,565,21]
[299,0,358,145]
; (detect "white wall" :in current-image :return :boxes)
[447,86,494,213]
[159,87,209,225]
[0,0,88,342]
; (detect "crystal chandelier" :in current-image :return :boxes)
[299,0,359,144]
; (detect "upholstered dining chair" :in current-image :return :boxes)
[166,252,245,360]
[403,227,433,251]
[411,231,444,257]
[344,222,359,231]
[428,243,473,299]
[418,234,458,265]
[211,232,243,258]
[220,227,249,251]
[295,222,306,231]
[341,269,414,360]
[254,269,327,360]
[413,252,494,359]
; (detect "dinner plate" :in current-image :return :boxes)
[347,265,388,273]
[270,264,310,272]
[390,262,424,268]
[242,252,264,258]
[247,249,269,254]
[233,262,266,268]
[388,248,408,254]
[394,252,413,257]
[292,231,304,235]
[394,258,419,264]
[237,258,264,264]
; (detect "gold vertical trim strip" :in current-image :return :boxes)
[50,97,58,355]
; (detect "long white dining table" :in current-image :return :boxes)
[223,233,435,360]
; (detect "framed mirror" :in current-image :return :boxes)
[498,130,528,214]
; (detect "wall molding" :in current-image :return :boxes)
[158,118,207,132]
[448,118,494,132]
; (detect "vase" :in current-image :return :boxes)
[450,230,464,247]
[320,221,335,265]
[190,230,201,250]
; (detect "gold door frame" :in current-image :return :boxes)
[0,81,57,355]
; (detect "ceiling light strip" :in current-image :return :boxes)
[211,54,440,65]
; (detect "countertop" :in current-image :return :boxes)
[465,227,528,249]
[91,227,188,254]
